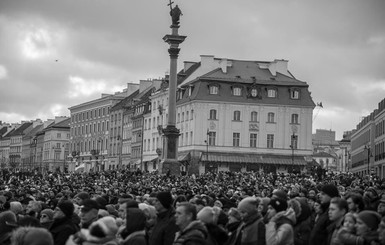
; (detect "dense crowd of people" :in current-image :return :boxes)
[1,169,385,245]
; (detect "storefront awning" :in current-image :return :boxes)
[178,152,191,162]
[201,153,307,166]
[142,156,159,163]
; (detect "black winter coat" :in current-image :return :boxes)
[50,216,79,245]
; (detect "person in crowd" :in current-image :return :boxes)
[79,199,99,229]
[50,200,79,245]
[231,196,265,245]
[11,226,54,245]
[73,192,90,206]
[121,208,148,245]
[149,191,179,245]
[189,198,205,213]
[292,197,312,245]
[266,196,295,245]
[9,201,23,220]
[225,207,242,244]
[173,202,208,245]
[257,197,270,224]
[25,200,42,219]
[0,210,17,245]
[139,203,157,238]
[377,196,385,217]
[363,187,380,211]
[66,216,119,245]
[197,206,228,245]
[378,216,385,245]
[309,183,339,245]
[40,208,55,230]
[355,210,381,244]
[335,212,359,245]
[327,197,348,245]
[345,193,365,214]
[173,195,188,209]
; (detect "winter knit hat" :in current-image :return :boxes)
[269,197,288,213]
[57,200,74,218]
[156,191,173,209]
[357,210,381,231]
[0,210,17,233]
[321,184,339,198]
[272,190,288,200]
[89,216,118,237]
[40,209,54,221]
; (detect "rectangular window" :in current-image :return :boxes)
[57,133,61,139]
[267,89,277,98]
[291,114,299,124]
[268,112,275,123]
[250,133,257,148]
[233,133,240,147]
[267,134,274,148]
[209,85,218,95]
[291,90,299,99]
[208,132,216,146]
[233,87,242,96]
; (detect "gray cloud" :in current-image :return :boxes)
[0,0,384,139]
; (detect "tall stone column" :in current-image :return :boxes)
[161,10,186,175]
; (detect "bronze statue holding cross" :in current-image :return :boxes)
[168,0,182,26]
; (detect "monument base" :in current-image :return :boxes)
[160,159,181,176]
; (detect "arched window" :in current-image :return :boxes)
[209,109,217,120]
[251,111,258,122]
[234,111,241,121]
[268,112,275,123]
[233,87,242,96]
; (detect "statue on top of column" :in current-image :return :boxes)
[168,1,182,26]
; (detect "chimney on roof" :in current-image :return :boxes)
[183,61,195,73]
[219,58,228,73]
[126,83,140,96]
[268,59,290,77]
[200,55,215,67]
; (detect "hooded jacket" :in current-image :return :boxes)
[266,208,296,245]
[121,208,148,245]
[293,198,312,245]
[173,220,208,245]
[231,212,265,245]
[205,223,228,245]
[149,208,179,245]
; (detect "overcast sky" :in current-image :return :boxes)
[0,0,384,140]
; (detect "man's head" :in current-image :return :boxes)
[54,200,74,220]
[237,197,259,221]
[328,197,348,221]
[320,184,339,204]
[346,193,365,213]
[175,202,196,230]
[79,199,99,226]
[154,191,173,213]
[378,216,385,244]
[73,192,89,205]
[26,201,42,217]
[356,210,381,236]
[378,198,385,216]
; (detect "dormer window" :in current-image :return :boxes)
[209,85,219,95]
[267,88,277,98]
[251,88,258,97]
[290,89,300,99]
[188,86,194,96]
[233,87,242,96]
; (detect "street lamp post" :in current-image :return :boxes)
[364,145,371,175]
